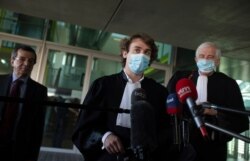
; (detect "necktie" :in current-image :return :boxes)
[0,79,23,139]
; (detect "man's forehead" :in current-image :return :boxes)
[199,47,216,54]
[130,39,150,50]
[17,49,35,58]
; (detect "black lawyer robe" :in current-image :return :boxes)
[167,70,249,161]
[72,71,173,161]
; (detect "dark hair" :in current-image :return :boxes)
[11,45,37,64]
[120,33,158,67]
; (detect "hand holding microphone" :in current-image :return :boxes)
[176,78,209,139]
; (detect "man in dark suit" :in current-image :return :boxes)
[0,45,47,161]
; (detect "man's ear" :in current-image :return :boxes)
[194,57,198,63]
[215,58,220,66]
[122,50,128,58]
[10,57,15,67]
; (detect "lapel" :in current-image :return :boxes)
[19,78,37,114]
[24,78,34,99]
[22,78,37,112]
[189,70,199,85]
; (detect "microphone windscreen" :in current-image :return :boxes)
[130,100,157,151]
[166,93,180,115]
[176,78,197,103]
[131,88,146,105]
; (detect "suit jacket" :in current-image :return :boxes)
[0,74,47,161]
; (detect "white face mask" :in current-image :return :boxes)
[196,59,216,73]
[128,53,150,74]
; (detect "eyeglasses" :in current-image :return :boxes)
[14,56,36,64]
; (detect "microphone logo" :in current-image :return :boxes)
[177,86,192,98]
[131,88,147,105]
[134,91,146,99]
[166,97,174,104]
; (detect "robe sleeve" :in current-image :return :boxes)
[72,78,106,157]
[216,78,249,141]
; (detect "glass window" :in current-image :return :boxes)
[42,49,86,149]
[1,8,172,67]
[155,42,172,65]
[44,50,87,91]
[144,67,166,84]
[100,33,172,64]
[90,58,122,85]
[219,57,250,161]
[0,9,45,39]
[0,41,12,74]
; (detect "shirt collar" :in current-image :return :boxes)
[198,70,214,76]
[12,73,28,83]
[123,69,144,83]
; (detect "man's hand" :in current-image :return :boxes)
[103,133,125,154]
[203,108,218,116]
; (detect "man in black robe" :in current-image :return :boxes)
[72,33,173,161]
[167,42,249,161]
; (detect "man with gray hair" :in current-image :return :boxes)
[167,42,249,161]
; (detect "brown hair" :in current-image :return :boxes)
[120,33,158,67]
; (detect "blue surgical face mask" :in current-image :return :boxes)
[196,59,216,73]
[128,53,150,74]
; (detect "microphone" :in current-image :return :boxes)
[176,78,209,139]
[130,88,157,160]
[131,88,147,105]
[201,102,250,116]
[166,93,181,145]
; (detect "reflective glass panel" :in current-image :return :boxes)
[0,9,45,39]
[90,58,122,85]
[42,49,86,149]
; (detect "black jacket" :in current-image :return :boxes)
[0,74,47,161]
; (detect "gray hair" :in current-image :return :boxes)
[195,42,221,58]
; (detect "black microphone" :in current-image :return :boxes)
[201,102,250,116]
[176,78,209,139]
[131,88,147,105]
[130,88,157,161]
[166,93,181,145]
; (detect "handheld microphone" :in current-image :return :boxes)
[130,88,157,160]
[131,88,147,105]
[176,78,209,139]
[201,102,250,116]
[166,93,181,145]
